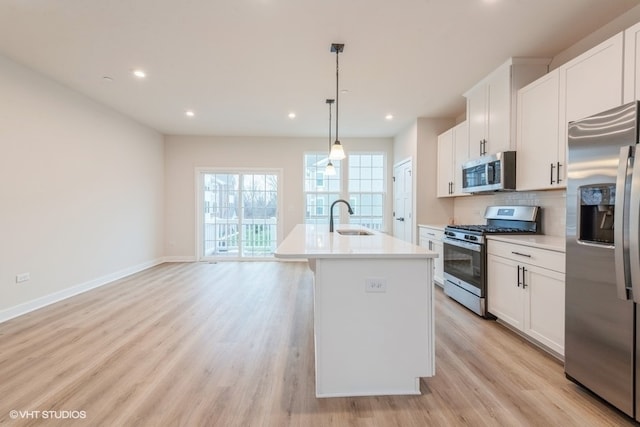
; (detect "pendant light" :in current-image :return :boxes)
[329,43,346,160]
[325,99,336,175]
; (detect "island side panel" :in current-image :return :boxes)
[313,257,434,397]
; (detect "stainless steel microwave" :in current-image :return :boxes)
[462,151,516,193]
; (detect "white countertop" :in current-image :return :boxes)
[486,234,566,252]
[418,224,447,231]
[275,224,438,259]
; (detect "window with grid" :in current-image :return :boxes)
[303,152,385,230]
[304,153,341,225]
[348,153,385,231]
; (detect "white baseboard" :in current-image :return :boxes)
[0,258,165,324]
[162,256,197,263]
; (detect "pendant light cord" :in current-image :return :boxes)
[335,49,339,143]
[326,99,335,160]
[326,99,335,167]
[328,99,333,152]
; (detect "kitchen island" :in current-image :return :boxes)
[275,224,437,398]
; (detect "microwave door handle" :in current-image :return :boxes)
[629,146,640,303]
[615,146,632,300]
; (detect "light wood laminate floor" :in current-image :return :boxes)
[0,262,633,426]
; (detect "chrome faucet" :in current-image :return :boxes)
[329,199,354,232]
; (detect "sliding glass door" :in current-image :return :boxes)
[199,170,280,260]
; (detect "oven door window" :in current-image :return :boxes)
[443,241,483,291]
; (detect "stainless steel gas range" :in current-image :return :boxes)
[442,206,541,318]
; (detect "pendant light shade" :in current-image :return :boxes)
[325,99,336,175]
[329,43,346,160]
[325,161,336,176]
[329,141,345,161]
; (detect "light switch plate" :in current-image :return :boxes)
[365,277,387,293]
[16,273,30,283]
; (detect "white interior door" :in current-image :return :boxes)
[393,160,412,242]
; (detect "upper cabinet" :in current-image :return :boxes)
[464,58,549,158]
[516,69,563,191]
[516,32,624,192]
[624,22,640,103]
[559,32,624,135]
[437,121,469,197]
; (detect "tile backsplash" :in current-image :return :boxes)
[453,189,566,237]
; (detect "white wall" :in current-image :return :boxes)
[393,121,418,164]
[164,135,394,260]
[415,118,455,227]
[394,118,455,239]
[0,54,165,319]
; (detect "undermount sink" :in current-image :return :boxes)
[336,229,374,236]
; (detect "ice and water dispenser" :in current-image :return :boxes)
[579,184,616,245]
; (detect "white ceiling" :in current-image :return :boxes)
[0,0,638,138]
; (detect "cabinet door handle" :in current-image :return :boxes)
[556,162,562,183]
[511,251,532,258]
[522,266,528,289]
[428,241,433,251]
[517,265,521,287]
[550,163,555,184]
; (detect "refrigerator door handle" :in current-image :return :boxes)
[629,146,640,303]
[615,146,632,300]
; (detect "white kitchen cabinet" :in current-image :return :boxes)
[516,31,624,192]
[524,264,565,354]
[465,58,549,158]
[419,225,444,286]
[436,129,454,197]
[436,121,469,197]
[487,239,565,356]
[516,69,565,190]
[559,32,624,140]
[487,254,524,329]
[624,22,640,103]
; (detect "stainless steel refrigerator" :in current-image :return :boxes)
[565,101,640,420]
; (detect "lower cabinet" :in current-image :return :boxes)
[487,240,565,356]
[418,225,444,286]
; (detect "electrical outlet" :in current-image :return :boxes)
[16,273,30,283]
[365,277,387,293]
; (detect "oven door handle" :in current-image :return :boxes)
[443,237,482,252]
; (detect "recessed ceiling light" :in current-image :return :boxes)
[102,76,113,82]
[133,69,146,78]
[288,112,296,119]
[385,114,394,120]
[185,110,195,117]
[340,89,349,94]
